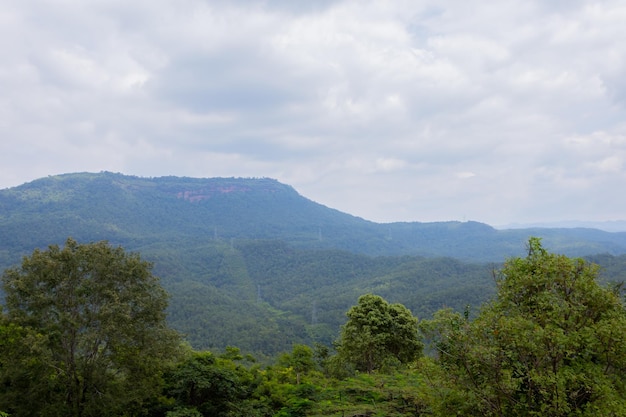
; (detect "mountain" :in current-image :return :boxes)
[2,172,626,355]
[2,172,626,263]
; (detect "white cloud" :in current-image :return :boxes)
[456,171,476,179]
[1,0,626,224]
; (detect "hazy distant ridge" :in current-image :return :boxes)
[498,220,626,233]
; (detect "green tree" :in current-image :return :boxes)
[0,238,181,417]
[422,238,626,416]
[163,351,245,417]
[278,344,315,384]
[336,294,422,373]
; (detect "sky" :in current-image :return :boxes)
[1,0,626,226]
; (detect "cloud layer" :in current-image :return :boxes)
[2,0,626,224]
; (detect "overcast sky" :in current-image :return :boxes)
[2,0,626,225]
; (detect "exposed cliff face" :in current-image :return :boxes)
[174,181,284,202]
[176,186,253,202]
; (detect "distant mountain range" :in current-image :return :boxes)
[2,172,626,355]
[498,220,626,233]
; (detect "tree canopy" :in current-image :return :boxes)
[336,294,423,373]
[0,238,181,417]
[421,237,626,416]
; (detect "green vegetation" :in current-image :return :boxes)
[419,238,626,416]
[160,240,496,354]
[335,294,422,373]
[2,238,625,416]
[0,239,181,417]
[2,173,626,356]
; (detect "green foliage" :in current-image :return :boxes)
[278,345,315,385]
[0,238,182,417]
[3,173,626,357]
[162,350,246,417]
[296,369,428,417]
[420,238,626,416]
[336,294,423,373]
[165,407,203,417]
[4,232,626,416]
[153,237,496,356]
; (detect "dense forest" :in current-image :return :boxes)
[2,172,626,356]
[1,238,625,416]
[160,240,498,353]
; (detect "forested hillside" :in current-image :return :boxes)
[154,239,497,353]
[2,239,625,416]
[3,172,626,263]
[2,172,626,355]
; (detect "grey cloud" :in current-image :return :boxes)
[151,54,308,113]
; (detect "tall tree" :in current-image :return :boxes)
[422,238,626,416]
[336,294,422,373]
[278,344,315,384]
[0,238,181,417]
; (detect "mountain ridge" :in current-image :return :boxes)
[2,172,626,264]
